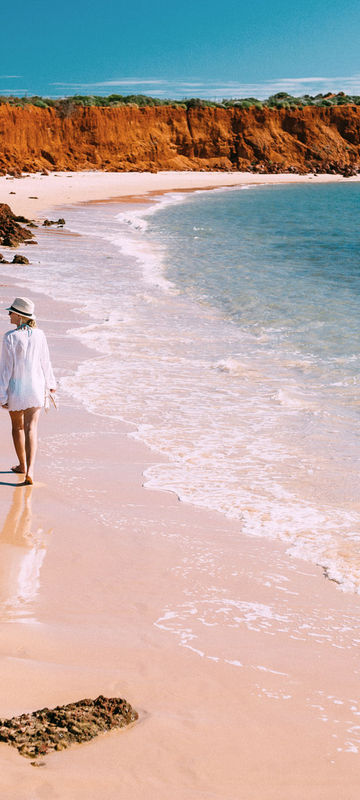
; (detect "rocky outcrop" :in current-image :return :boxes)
[0,253,30,264]
[0,203,36,246]
[42,217,65,226]
[0,695,138,760]
[12,254,30,264]
[0,104,359,174]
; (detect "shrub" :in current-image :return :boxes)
[31,98,49,108]
[107,94,125,104]
[267,92,296,104]
[335,94,351,105]
[185,98,207,108]
[0,91,359,113]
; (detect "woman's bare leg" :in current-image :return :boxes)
[23,407,41,483]
[9,411,26,473]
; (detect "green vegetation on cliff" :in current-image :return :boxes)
[1,91,360,112]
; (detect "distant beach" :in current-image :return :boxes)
[1,168,359,218]
[1,170,360,799]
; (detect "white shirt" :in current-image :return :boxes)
[0,325,56,411]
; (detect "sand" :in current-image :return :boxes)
[2,169,360,219]
[0,172,360,798]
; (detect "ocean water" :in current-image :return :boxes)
[2,182,360,592]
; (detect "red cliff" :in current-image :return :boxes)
[0,104,359,174]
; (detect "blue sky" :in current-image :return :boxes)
[1,0,360,99]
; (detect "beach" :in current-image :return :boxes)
[1,171,360,799]
[1,169,358,218]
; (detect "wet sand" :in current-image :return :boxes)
[0,175,360,798]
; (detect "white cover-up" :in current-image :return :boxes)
[0,325,56,411]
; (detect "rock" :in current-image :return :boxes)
[0,254,10,264]
[3,234,19,247]
[342,165,357,177]
[0,695,138,760]
[12,255,30,264]
[42,218,65,227]
[0,204,37,247]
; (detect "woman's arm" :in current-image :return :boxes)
[40,332,56,392]
[0,336,13,407]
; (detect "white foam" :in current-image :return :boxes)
[115,191,187,231]
[6,188,360,595]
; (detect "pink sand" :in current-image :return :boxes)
[2,169,360,219]
[0,174,360,798]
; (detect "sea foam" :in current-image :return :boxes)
[2,183,359,594]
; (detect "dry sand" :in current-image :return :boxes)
[1,168,360,219]
[0,173,360,798]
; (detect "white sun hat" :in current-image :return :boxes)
[6,297,36,319]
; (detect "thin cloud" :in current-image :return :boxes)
[0,88,30,94]
[246,75,360,97]
[11,74,360,100]
[51,78,169,87]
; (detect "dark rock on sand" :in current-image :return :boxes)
[42,217,65,227]
[0,204,37,247]
[12,254,30,264]
[0,695,138,760]
[342,165,358,177]
[0,253,10,263]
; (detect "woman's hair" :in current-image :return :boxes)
[19,316,37,328]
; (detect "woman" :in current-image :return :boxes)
[0,297,56,484]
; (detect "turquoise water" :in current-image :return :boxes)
[2,181,359,591]
[150,182,360,373]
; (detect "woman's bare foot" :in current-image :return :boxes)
[11,464,26,474]
[24,474,33,485]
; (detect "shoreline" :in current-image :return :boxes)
[1,169,360,219]
[1,175,360,797]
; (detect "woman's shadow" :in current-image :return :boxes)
[0,470,30,487]
[0,484,52,620]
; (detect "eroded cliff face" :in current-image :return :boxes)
[0,104,359,174]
